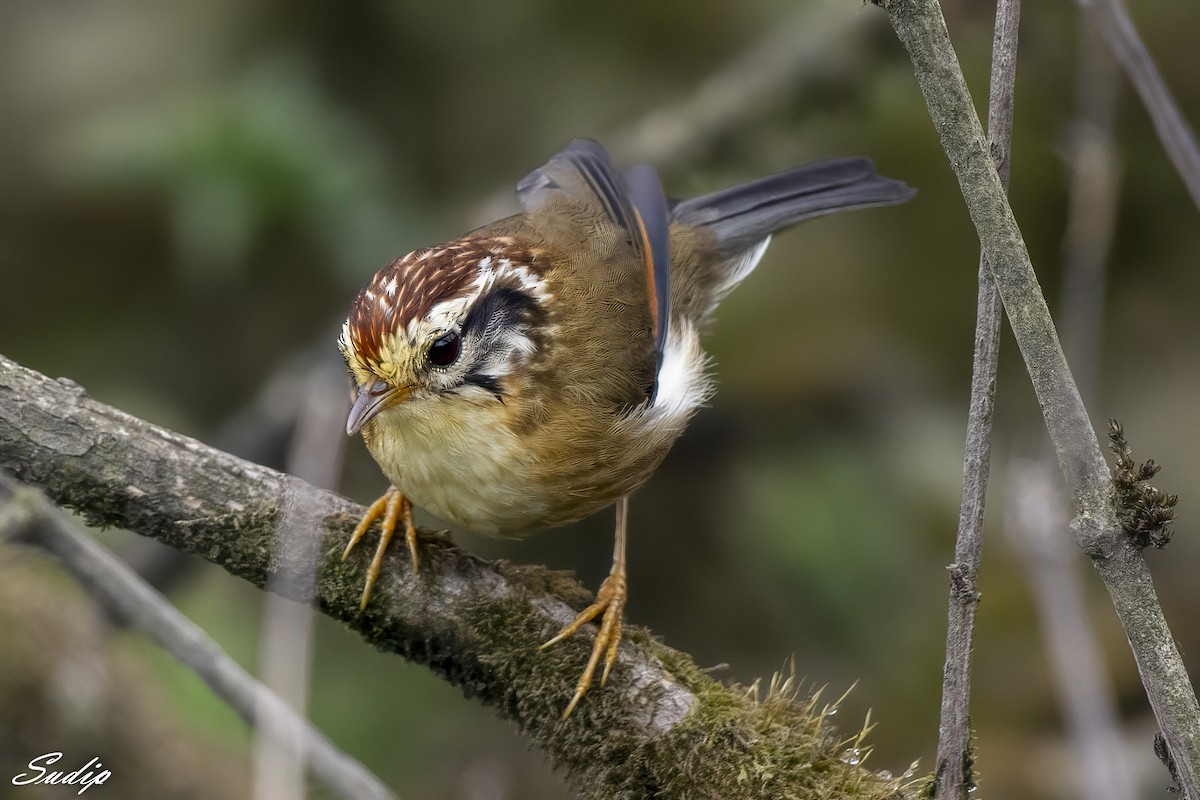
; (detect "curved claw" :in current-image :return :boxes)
[541,569,627,720]
[343,486,417,610]
[541,496,631,719]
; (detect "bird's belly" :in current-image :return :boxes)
[365,400,561,536]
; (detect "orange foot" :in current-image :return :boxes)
[342,486,417,610]
[541,570,627,719]
[541,495,630,719]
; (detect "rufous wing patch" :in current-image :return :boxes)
[623,164,671,396]
[517,139,671,397]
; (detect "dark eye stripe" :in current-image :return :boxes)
[463,372,503,399]
[344,237,535,367]
[455,287,543,401]
[461,287,538,341]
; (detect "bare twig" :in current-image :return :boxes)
[471,0,878,223]
[1006,22,1135,800]
[1079,0,1200,210]
[1059,14,1121,404]
[933,2,1020,797]
[605,0,870,167]
[254,360,349,800]
[1006,459,1137,800]
[874,0,1200,794]
[0,473,398,800]
[0,353,916,800]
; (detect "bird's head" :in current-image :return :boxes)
[338,235,549,436]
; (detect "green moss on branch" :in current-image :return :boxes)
[0,353,920,798]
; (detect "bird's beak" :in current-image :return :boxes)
[346,380,412,435]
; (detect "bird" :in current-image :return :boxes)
[338,138,913,717]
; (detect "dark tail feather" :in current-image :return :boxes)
[671,158,915,252]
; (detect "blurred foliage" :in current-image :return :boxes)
[54,55,424,287]
[2,0,1200,798]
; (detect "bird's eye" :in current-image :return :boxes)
[428,331,461,367]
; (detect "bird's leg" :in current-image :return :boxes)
[541,495,629,719]
[341,485,418,610]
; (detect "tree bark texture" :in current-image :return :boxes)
[0,353,918,800]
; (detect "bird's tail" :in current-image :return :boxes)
[671,157,914,254]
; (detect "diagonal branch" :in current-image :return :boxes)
[1004,20,1136,800]
[0,352,917,800]
[254,358,348,800]
[873,0,1200,795]
[1079,0,1200,210]
[469,0,878,224]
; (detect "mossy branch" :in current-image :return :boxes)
[871,0,1200,794]
[0,353,919,800]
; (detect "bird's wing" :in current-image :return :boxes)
[517,139,671,396]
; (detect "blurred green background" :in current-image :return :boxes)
[1,0,1198,798]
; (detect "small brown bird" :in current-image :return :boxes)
[338,139,912,717]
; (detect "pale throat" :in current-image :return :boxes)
[363,392,550,536]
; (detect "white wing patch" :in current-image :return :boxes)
[647,321,711,422]
[712,236,771,310]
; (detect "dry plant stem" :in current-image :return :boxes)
[875,0,1200,793]
[1015,23,1134,800]
[1007,461,1137,800]
[0,354,915,800]
[471,0,874,222]
[1059,14,1120,403]
[0,474,397,800]
[255,363,349,800]
[607,0,867,166]
[933,1,1019,796]
[1079,0,1200,210]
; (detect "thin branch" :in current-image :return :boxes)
[254,359,349,800]
[0,353,917,800]
[1059,12,1121,404]
[873,0,1200,794]
[933,1,1020,797]
[470,0,878,223]
[1006,459,1137,800]
[879,0,1106,512]
[605,0,871,167]
[0,473,397,800]
[1006,22,1135,800]
[1079,0,1200,210]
